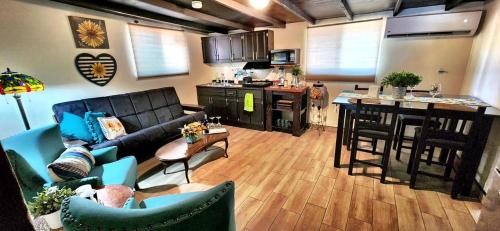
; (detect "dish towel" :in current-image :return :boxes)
[244,92,254,112]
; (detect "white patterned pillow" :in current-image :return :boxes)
[97,116,127,140]
[47,146,95,182]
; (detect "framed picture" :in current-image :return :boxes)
[68,16,109,49]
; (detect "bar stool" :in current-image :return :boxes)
[408,103,486,198]
[348,99,400,183]
[393,90,437,162]
[346,85,384,153]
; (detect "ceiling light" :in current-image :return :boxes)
[250,0,269,10]
[192,0,202,9]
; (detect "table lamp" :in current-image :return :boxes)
[0,68,44,130]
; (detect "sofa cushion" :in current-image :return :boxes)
[88,156,137,188]
[60,112,94,142]
[109,94,135,117]
[147,89,168,109]
[47,146,95,182]
[141,125,169,147]
[84,97,115,116]
[84,111,106,144]
[154,107,174,123]
[129,92,152,113]
[52,100,87,123]
[162,87,180,105]
[117,115,142,133]
[139,192,200,209]
[169,104,184,119]
[98,116,128,140]
[137,111,159,128]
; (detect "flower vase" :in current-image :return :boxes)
[392,87,407,99]
[43,209,62,229]
[185,134,202,144]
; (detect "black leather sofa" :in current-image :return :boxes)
[52,87,205,162]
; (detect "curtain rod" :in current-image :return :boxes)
[128,22,185,32]
[308,18,383,29]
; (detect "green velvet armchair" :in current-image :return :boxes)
[1,124,137,202]
[61,181,236,231]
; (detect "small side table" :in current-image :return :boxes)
[96,185,134,208]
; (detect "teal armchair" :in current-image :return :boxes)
[61,181,236,231]
[1,124,137,202]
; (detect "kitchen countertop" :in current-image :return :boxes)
[196,83,270,89]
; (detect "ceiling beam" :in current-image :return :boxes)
[393,0,404,16]
[129,0,253,31]
[51,0,228,33]
[213,0,285,28]
[339,0,353,20]
[445,0,465,11]
[271,0,315,24]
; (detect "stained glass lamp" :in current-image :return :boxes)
[0,68,44,130]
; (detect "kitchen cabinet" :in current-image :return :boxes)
[201,30,274,64]
[201,37,217,63]
[216,36,232,62]
[230,34,244,62]
[197,86,266,130]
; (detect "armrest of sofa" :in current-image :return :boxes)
[91,146,118,165]
[61,181,235,231]
[182,104,206,112]
[46,176,101,190]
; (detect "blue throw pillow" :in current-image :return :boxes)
[60,112,93,143]
[84,111,106,144]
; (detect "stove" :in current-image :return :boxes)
[242,80,273,88]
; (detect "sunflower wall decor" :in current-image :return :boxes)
[69,16,109,49]
[75,53,117,86]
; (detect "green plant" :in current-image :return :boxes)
[381,71,422,87]
[28,187,75,217]
[291,66,303,76]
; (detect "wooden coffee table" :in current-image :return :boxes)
[155,132,229,183]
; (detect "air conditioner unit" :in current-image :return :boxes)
[385,11,483,38]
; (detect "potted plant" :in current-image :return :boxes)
[28,186,75,229]
[381,71,422,99]
[181,122,206,144]
[291,66,303,87]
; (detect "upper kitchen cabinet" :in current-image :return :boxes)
[230,34,244,62]
[202,30,274,64]
[201,36,217,63]
[253,30,274,61]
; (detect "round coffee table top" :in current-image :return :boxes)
[155,132,229,162]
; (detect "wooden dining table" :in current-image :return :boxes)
[332,91,500,196]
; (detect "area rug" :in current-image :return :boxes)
[137,146,226,190]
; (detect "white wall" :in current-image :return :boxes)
[0,0,215,139]
[461,0,500,192]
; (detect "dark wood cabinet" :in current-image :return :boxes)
[216,36,232,62]
[242,32,255,62]
[254,30,273,61]
[201,37,217,63]
[230,34,244,62]
[201,30,273,64]
[197,86,266,130]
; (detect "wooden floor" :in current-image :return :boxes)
[136,126,482,231]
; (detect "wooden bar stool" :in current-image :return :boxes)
[346,85,384,153]
[348,99,400,183]
[393,90,437,163]
[408,103,486,198]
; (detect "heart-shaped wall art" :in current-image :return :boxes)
[74,53,117,86]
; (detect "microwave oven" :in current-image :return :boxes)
[270,49,300,65]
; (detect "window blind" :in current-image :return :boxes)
[129,24,190,78]
[306,19,383,82]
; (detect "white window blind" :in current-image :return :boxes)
[129,25,189,78]
[306,20,382,82]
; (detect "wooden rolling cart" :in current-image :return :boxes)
[265,86,309,136]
